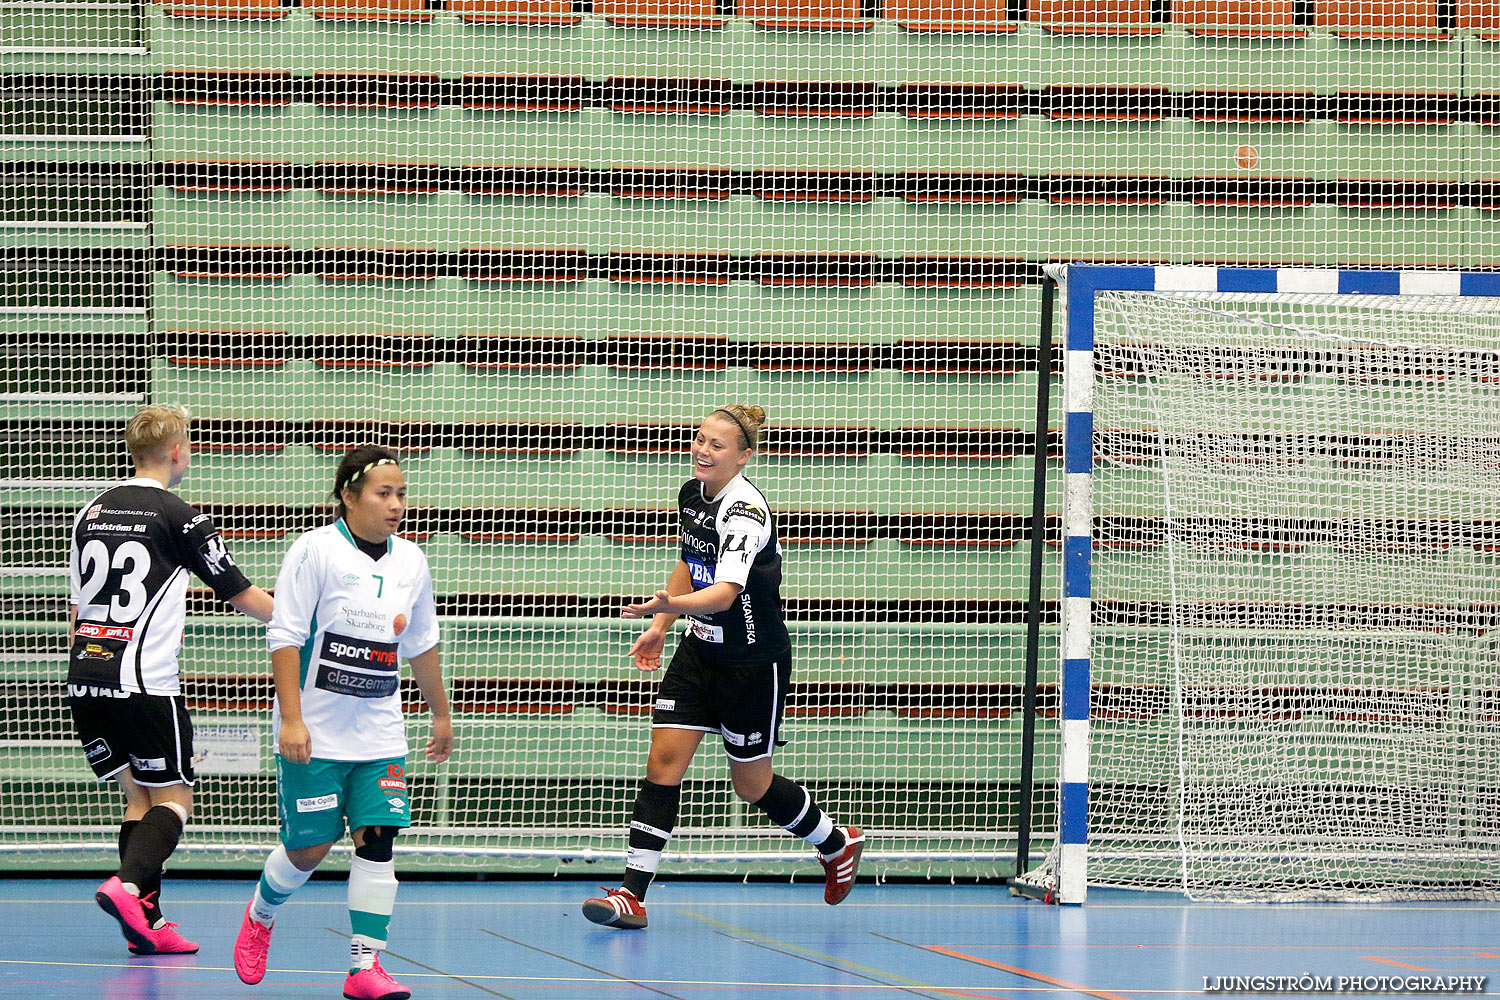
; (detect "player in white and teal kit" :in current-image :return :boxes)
[233,445,452,1000]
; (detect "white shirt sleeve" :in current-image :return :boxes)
[398,551,440,659]
[714,498,773,589]
[68,504,88,607]
[266,533,323,652]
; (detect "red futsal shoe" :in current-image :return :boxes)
[581,886,648,929]
[818,826,865,905]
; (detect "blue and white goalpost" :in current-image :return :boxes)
[1028,264,1500,904]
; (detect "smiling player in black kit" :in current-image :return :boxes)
[69,404,274,954]
[582,403,865,929]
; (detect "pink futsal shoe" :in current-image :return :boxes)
[233,901,273,985]
[580,886,648,929]
[95,876,155,953]
[128,920,199,955]
[818,826,865,905]
[343,955,411,1000]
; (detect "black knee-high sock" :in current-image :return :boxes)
[118,820,165,924]
[119,806,183,894]
[754,774,847,856]
[622,779,680,900]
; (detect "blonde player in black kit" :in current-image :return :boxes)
[69,404,274,954]
[582,403,864,929]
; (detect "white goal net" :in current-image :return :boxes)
[1084,287,1500,900]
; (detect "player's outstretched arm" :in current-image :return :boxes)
[227,585,273,624]
[408,644,453,763]
[624,581,741,619]
[624,560,691,670]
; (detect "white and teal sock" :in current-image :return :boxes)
[347,856,398,972]
[250,845,313,927]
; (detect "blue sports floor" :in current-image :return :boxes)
[0,878,1496,998]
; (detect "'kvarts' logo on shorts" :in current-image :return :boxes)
[296,793,339,813]
[379,777,407,792]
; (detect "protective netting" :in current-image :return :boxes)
[5,0,1490,877]
[0,3,1076,872]
[1087,289,1500,900]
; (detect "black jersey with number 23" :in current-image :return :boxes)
[678,475,789,665]
[69,479,251,696]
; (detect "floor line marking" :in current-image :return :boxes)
[1361,957,1434,972]
[0,959,1093,990]
[677,907,978,999]
[877,936,1132,1000]
[482,927,688,1000]
[708,927,983,1000]
[326,926,521,998]
[1478,953,1500,959]
[21,896,1500,913]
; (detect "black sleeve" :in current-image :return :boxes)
[163,497,254,601]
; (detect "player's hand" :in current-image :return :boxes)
[628,627,666,672]
[622,590,674,619]
[426,716,453,763]
[279,719,312,765]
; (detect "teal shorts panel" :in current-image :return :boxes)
[275,755,411,850]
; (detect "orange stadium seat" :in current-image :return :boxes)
[305,0,433,19]
[737,0,872,29]
[595,0,726,26]
[1029,0,1159,34]
[1170,0,1302,36]
[158,0,286,17]
[886,0,1014,31]
[448,0,582,23]
[1459,0,1500,38]
[1313,0,1448,38]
